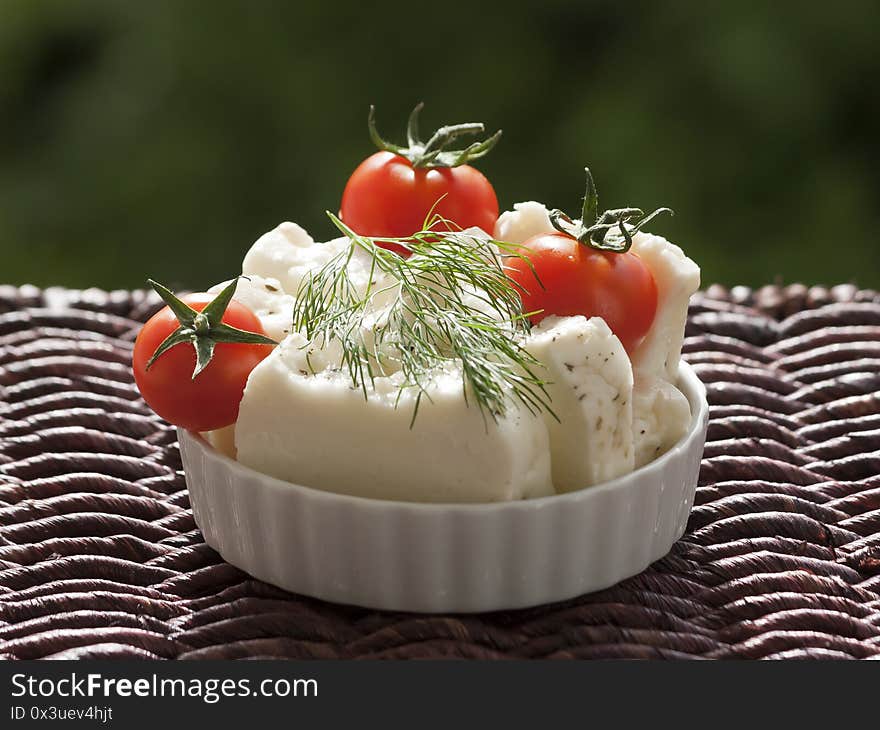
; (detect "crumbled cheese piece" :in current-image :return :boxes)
[525,315,634,490]
[242,223,397,308]
[494,201,554,244]
[632,377,691,468]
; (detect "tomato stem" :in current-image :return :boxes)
[549,167,673,253]
[145,278,277,379]
[368,103,502,168]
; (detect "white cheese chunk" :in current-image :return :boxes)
[202,424,237,460]
[241,221,317,292]
[494,201,555,244]
[627,232,699,463]
[632,377,692,468]
[242,223,397,307]
[525,315,634,491]
[234,335,554,503]
[629,231,700,382]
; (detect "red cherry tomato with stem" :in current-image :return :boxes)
[504,168,672,353]
[506,232,657,353]
[133,280,275,432]
[340,104,501,255]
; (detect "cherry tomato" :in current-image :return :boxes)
[506,232,658,353]
[340,151,499,255]
[132,294,273,432]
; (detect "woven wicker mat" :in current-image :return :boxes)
[1,283,880,660]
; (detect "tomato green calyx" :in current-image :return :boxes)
[549,167,673,254]
[367,103,502,169]
[145,278,277,379]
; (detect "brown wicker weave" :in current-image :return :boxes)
[1,282,879,660]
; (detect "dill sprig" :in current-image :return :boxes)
[290,213,556,426]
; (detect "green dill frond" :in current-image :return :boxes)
[290,213,556,425]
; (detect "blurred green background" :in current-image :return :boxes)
[1,0,878,291]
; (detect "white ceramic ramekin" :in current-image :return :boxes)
[179,363,708,613]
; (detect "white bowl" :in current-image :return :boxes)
[179,362,708,613]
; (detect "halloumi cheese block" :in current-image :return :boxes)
[234,334,554,503]
[628,232,700,461]
[629,232,700,382]
[525,315,634,491]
